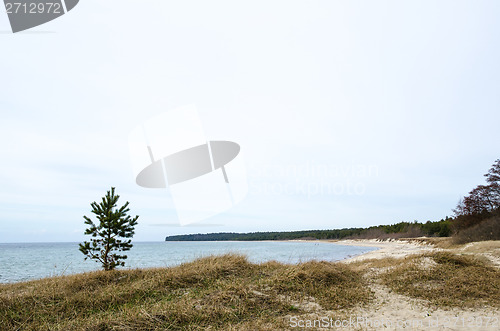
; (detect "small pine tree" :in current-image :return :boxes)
[79,187,139,271]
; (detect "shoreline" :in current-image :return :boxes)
[328,238,440,263]
[326,238,500,267]
[288,237,442,263]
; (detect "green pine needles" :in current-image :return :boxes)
[79,187,139,271]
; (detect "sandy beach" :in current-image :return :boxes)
[333,239,441,262]
[292,239,500,331]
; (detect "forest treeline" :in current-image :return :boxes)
[165,219,451,241]
[165,159,500,243]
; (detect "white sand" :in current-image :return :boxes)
[333,238,440,263]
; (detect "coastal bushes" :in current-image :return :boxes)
[453,216,500,244]
[451,159,500,243]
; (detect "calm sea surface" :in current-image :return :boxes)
[0,241,378,283]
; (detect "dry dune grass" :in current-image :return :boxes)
[380,252,500,308]
[270,260,373,310]
[460,240,500,255]
[0,254,370,330]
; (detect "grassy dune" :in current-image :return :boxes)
[0,254,370,330]
[351,251,500,308]
[1,249,499,330]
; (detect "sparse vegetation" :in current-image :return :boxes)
[381,252,500,308]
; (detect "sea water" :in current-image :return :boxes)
[0,241,378,283]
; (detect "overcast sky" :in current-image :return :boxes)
[1,0,499,242]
